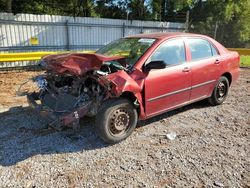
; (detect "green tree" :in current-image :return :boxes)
[128,0,151,20]
[0,0,12,12]
[188,0,250,47]
[94,0,127,19]
[151,0,188,22]
[1,0,96,17]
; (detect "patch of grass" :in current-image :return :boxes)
[240,56,250,67]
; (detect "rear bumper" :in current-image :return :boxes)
[231,67,240,86]
[27,92,92,129]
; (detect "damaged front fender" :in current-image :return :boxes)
[105,69,146,119]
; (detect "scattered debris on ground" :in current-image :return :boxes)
[166,132,177,141]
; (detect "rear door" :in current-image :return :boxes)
[144,38,192,117]
[186,38,221,101]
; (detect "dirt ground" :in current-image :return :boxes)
[0,69,249,187]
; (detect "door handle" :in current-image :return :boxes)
[214,59,220,64]
[182,67,191,72]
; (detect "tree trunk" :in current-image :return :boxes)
[161,0,166,21]
[5,0,12,13]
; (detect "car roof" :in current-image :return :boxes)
[126,32,206,40]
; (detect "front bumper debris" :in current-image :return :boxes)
[27,92,92,130]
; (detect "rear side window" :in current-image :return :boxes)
[187,38,218,61]
[150,38,186,66]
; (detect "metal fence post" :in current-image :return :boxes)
[65,20,70,51]
[140,26,143,34]
[122,23,125,37]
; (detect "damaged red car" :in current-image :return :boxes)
[22,32,240,143]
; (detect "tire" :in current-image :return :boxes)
[95,98,138,144]
[208,76,229,106]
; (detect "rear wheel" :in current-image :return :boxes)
[95,98,138,143]
[208,76,229,105]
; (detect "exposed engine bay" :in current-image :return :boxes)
[35,74,99,115]
[30,61,126,116]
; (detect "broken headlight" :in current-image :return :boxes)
[38,59,47,68]
[33,76,47,90]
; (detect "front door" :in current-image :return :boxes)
[144,38,192,117]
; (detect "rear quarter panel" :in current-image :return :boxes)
[220,51,240,85]
[207,37,240,85]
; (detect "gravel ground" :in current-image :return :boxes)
[0,69,249,187]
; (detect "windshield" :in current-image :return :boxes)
[96,38,156,66]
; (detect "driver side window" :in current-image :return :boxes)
[150,38,186,66]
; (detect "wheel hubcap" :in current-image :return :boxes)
[217,82,226,100]
[109,108,130,135]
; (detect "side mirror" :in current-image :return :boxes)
[145,60,166,71]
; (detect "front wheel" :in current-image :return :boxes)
[208,76,229,106]
[95,98,138,143]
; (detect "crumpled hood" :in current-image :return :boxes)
[42,53,126,75]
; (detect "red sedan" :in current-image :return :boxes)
[25,32,240,143]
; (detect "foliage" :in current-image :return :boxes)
[94,0,127,19]
[0,0,96,17]
[188,0,250,47]
[128,0,151,20]
[240,56,250,67]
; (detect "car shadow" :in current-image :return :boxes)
[0,100,210,166]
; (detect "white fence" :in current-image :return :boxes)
[0,13,185,53]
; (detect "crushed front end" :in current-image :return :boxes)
[19,53,126,130]
[23,72,109,129]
